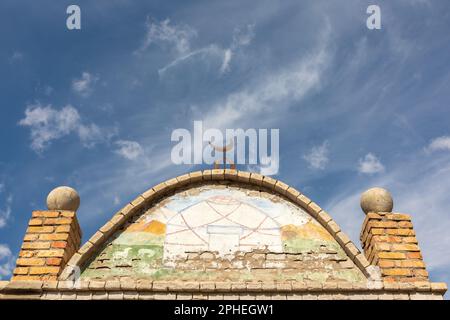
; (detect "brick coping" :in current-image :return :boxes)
[59,170,373,281]
[1,280,446,294]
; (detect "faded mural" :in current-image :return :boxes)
[81,185,366,283]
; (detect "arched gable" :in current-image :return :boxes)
[60,170,372,282]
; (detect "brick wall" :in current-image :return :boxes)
[12,211,82,281]
[360,212,428,283]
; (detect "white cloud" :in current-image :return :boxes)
[19,103,110,153]
[358,153,385,174]
[0,194,12,229]
[72,72,98,97]
[114,140,144,160]
[327,152,450,281]
[138,18,197,55]
[303,141,330,170]
[426,136,450,153]
[203,30,330,128]
[0,244,14,279]
[147,20,254,76]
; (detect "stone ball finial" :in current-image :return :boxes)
[46,186,80,212]
[360,187,393,214]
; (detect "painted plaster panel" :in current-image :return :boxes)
[81,185,365,283]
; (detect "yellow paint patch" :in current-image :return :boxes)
[281,221,333,241]
[125,220,166,235]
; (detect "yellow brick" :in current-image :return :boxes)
[27,226,54,233]
[400,260,426,268]
[43,218,72,225]
[377,252,406,260]
[391,244,420,251]
[386,213,411,221]
[38,233,69,241]
[29,266,60,275]
[402,237,418,244]
[22,242,51,250]
[397,221,413,228]
[386,229,415,236]
[29,218,43,226]
[382,268,412,276]
[23,234,39,241]
[13,267,29,275]
[55,225,71,233]
[378,259,396,268]
[414,269,429,277]
[36,249,65,258]
[32,211,60,218]
[16,258,46,266]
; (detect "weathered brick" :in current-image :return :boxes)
[38,233,69,241]
[27,226,54,233]
[377,252,406,260]
[391,244,420,252]
[55,225,71,233]
[46,258,62,266]
[29,218,43,226]
[36,249,65,258]
[22,242,51,250]
[29,266,60,275]
[16,258,45,266]
[382,268,412,276]
[43,218,72,225]
[51,241,68,249]
[32,211,60,218]
[13,267,29,275]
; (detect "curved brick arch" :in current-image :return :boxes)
[60,169,372,280]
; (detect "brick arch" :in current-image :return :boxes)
[59,169,372,280]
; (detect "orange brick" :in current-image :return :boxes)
[27,226,54,233]
[414,269,429,277]
[22,242,50,250]
[407,252,422,259]
[375,242,391,251]
[13,267,29,275]
[391,244,420,251]
[382,268,412,276]
[402,237,418,244]
[370,221,398,229]
[36,249,65,258]
[385,213,411,221]
[400,260,426,268]
[29,266,60,275]
[371,228,384,235]
[397,221,413,228]
[378,259,396,268]
[51,241,68,249]
[16,258,45,266]
[386,229,415,236]
[378,252,406,260]
[43,218,72,225]
[61,211,75,218]
[32,211,60,218]
[46,258,62,266]
[29,218,43,226]
[38,233,69,241]
[55,225,71,233]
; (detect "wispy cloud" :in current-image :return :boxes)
[137,18,197,55]
[72,72,98,97]
[18,103,112,153]
[0,192,13,229]
[114,140,144,160]
[358,153,385,174]
[0,244,14,279]
[303,141,330,170]
[426,135,450,153]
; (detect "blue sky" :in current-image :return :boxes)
[1,0,450,295]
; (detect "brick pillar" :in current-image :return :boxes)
[12,210,81,281]
[360,212,428,282]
